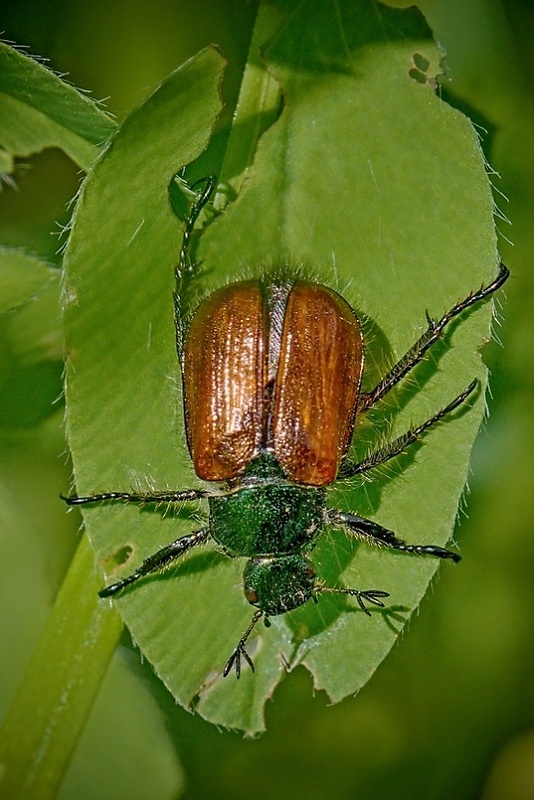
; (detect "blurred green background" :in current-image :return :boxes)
[1,1,533,798]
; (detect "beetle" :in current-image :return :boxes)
[64,177,509,678]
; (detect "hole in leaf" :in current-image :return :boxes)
[102,544,133,572]
[408,68,427,85]
[413,52,430,72]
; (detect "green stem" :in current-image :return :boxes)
[0,535,122,800]
[216,2,281,207]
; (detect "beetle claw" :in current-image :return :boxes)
[317,586,390,616]
[355,589,390,614]
[223,644,255,679]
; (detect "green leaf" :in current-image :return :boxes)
[63,1,499,734]
[0,41,116,171]
[0,248,63,428]
[0,248,58,315]
[0,46,225,797]
[62,44,227,692]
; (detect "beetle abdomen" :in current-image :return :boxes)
[184,281,266,480]
[183,279,364,486]
[273,281,364,485]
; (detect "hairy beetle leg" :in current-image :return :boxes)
[330,509,461,562]
[341,379,478,479]
[98,528,210,598]
[359,262,509,412]
[62,489,207,505]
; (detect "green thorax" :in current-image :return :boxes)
[208,454,326,558]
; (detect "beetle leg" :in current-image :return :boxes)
[329,509,461,562]
[61,488,208,505]
[316,586,390,615]
[341,379,477,479]
[174,175,216,358]
[223,609,263,679]
[98,527,211,598]
[359,262,509,412]
[177,174,216,277]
